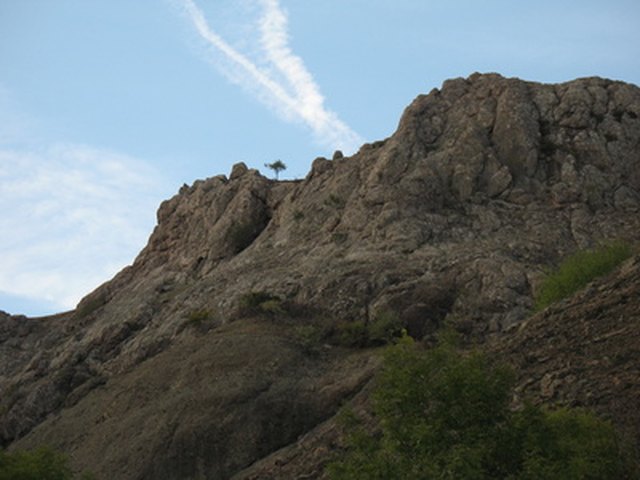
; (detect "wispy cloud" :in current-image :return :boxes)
[0,144,168,314]
[179,0,364,153]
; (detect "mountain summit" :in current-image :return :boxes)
[2,73,639,478]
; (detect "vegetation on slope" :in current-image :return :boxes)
[328,334,635,479]
[535,241,633,310]
[0,446,93,480]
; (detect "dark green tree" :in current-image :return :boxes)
[328,335,634,479]
[264,160,286,180]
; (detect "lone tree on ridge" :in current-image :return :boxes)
[264,160,286,180]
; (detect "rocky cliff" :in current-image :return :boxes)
[1,73,639,479]
[229,253,640,479]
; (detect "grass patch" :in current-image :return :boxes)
[328,311,404,348]
[185,309,213,327]
[236,292,319,322]
[367,310,404,346]
[0,446,95,479]
[535,241,633,310]
[331,320,369,348]
[293,324,330,354]
[239,291,277,309]
[237,291,288,317]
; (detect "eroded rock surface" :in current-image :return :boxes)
[489,255,640,459]
[230,255,640,480]
[2,73,639,479]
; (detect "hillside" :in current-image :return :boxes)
[229,253,640,479]
[1,72,639,479]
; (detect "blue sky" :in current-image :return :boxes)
[1,0,639,316]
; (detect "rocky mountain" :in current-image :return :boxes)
[1,73,639,479]
[231,253,640,479]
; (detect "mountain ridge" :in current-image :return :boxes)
[1,72,639,479]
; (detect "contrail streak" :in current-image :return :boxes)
[180,0,364,153]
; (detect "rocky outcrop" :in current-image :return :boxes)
[489,254,640,459]
[228,254,640,479]
[1,73,640,479]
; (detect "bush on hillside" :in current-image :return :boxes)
[0,446,93,480]
[535,241,633,310]
[327,335,634,479]
[237,291,286,317]
[328,312,404,348]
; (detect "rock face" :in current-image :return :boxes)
[1,73,640,479]
[228,254,640,480]
[489,254,640,459]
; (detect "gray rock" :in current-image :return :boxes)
[230,162,248,180]
[3,73,640,479]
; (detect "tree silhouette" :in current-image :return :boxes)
[264,160,286,180]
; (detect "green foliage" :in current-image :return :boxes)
[0,446,93,480]
[258,299,285,315]
[367,311,403,346]
[237,292,317,322]
[535,241,633,310]
[293,324,328,353]
[185,309,213,327]
[332,320,369,347]
[238,291,285,316]
[329,312,404,348]
[239,291,277,309]
[264,160,287,179]
[327,336,633,479]
[505,406,630,479]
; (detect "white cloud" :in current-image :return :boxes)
[0,144,168,313]
[179,0,364,154]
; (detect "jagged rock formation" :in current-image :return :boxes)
[1,73,639,479]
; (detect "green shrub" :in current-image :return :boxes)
[328,313,404,349]
[258,299,285,315]
[535,241,633,310]
[237,291,285,317]
[239,291,275,309]
[507,406,631,479]
[327,335,634,479]
[294,324,329,353]
[0,446,93,480]
[185,309,213,327]
[367,311,403,346]
[332,320,369,347]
